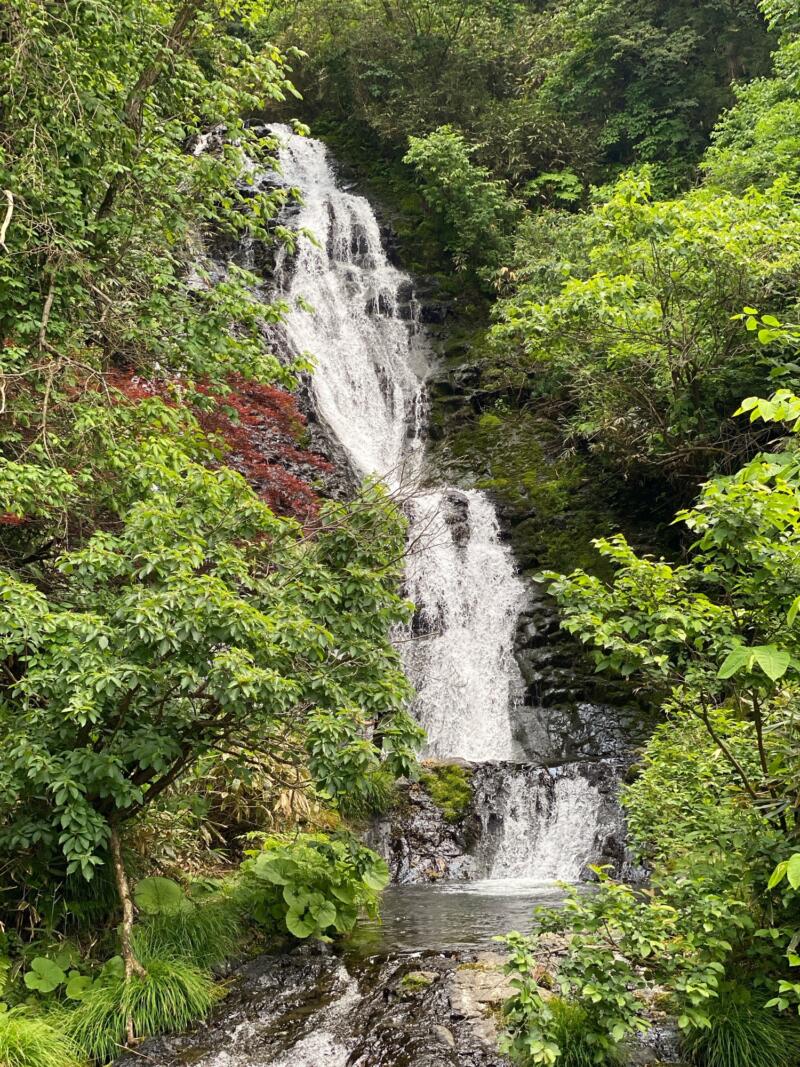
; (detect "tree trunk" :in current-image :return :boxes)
[109,826,146,1045]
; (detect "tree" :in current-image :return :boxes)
[0,445,421,887]
[490,171,800,489]
[404,125,520,278]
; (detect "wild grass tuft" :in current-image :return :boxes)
[131,896,245,969]
[549,998,622,1067]
[66,957,219,1062]
[0,1008,84,1067]
[683,991,800,1067]
[337,767,398,819]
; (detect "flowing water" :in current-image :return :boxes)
[131,126,627,1067]
[267,125,616,861]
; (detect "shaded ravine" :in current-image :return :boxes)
[117,128,633,1066]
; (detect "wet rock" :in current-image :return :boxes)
[451,954,514,1046]
[433,1024,457,1047]
[366,776,481,883]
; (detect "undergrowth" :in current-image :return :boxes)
[549,999,623,1067]
[66,957,219,1063]
[0,1009,83,1067]
[683,991,800,1067]
[131,895,246,970]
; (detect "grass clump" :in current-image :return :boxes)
[66,957,219,1062]
[0,1008,84,1067]
[548,998,623,1067]
[337,767,398,820]
[132,895,245,969]
[422,764,473,823]
[683,991,800,1067]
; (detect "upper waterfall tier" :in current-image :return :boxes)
[266,126,526,764]
[269,124,428,485]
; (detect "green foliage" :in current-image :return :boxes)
[683,989,800,1067]
[134,877,186,917]
[0,466,419,892]
[704,0,800,192]
[491,170,800,486]
[502,872,751,1064]
[404,126,520,279]
[239,831,389,940]
[421,764,473,824]
[131,895,246,970]
[547,998,622,1067]
[503,391,800,1063]
[268,0,771,190]
[0,1008,83,1067]
[0,0,302,389]
[66,957,218,1062]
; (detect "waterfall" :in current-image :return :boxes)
[403,489,524,761]
[475,765,615,881]
[270,129,427,484]
[264,124,614,882]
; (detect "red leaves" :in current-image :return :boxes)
[108,369,330,522]
[0,513,26,526]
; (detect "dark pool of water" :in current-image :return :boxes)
[346,878,568,957]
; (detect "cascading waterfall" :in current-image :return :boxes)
[269,127,427,483]
[265,124,612,882]
[403,489,524,762]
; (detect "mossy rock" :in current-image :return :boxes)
[421,764,473,823]
[399,970,439,995]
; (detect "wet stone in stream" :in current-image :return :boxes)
[113,945,512,1067]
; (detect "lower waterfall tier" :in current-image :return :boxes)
[368,760,627,885]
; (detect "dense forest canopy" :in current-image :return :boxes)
[2,0,800,1065]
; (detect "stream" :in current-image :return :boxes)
[117,126,638,1065]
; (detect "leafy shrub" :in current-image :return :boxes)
[404,125,520,279]
[683,990,800,1067]
[501,873,750,1064]
[238,832,389,940]
[0,1008,84,1067]
[336,766,398,820]
[66,957,219,1063]
[422,764,473,823]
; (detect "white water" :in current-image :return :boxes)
[403,489,525,761]
[266,125,613,881]
[270,126,427,484]
[269,125,525,764]
[485,768,610,880]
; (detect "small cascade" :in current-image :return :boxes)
[473,764,619,882]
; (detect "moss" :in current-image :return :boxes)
[422,764,473,823]
[399,970,438,994]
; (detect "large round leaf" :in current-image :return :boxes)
[285,908,316,939]
[134,876,185,915]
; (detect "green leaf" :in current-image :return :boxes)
[65,972,93,1000]
[787,854,800,890]
[285,908,316,939]
[768,861,788,890]
[134,876,185,916]
[23,957,67,993]
[310,899,337,929]
[717,646,751,679]
[752,645,792,682]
